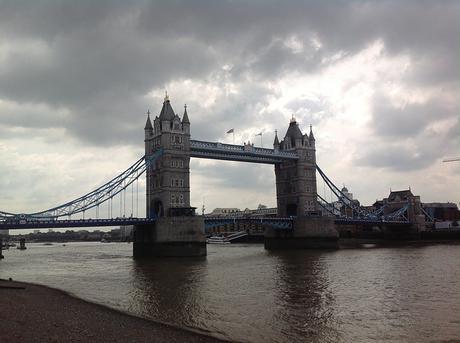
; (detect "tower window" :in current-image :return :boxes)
[171,159,184,168]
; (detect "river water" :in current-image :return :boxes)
[1,242,460,342]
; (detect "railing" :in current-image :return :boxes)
[190,140,298,164]
[1,217,157,230]
[204,217,293,230]
[0,149,164,222]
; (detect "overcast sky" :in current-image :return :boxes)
[0,0,459,218]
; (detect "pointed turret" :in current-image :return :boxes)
[144,109,153,130]
[273,130,280,151]
[309,124,315,141]
[284,118,303,149]
[182,104,190,124]
[159,91,175,122]
[182,104,190,134]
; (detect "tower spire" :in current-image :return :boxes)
[273,129,280,147]
[182,104,190,124]
[144,109,153,130]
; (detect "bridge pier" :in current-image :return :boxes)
[264,216,338,250]
[133,217,206,258]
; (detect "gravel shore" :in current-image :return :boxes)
[0,279,226,343]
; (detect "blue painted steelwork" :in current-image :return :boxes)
[316,165,376,219]
[204,217,293,231]
[1,138,418,230]
[334,218,410,226]
[190,140,298,164]
[0,149,163,227]
[383,203,409,221]
[3,218,157,230]
[316,194,340,217]
[420,207,434,222]
[316,166,412,223]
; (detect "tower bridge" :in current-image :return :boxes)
[0,94,427,257]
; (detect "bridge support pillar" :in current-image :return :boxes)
[0,238,3,259]
[264,217,338,250]
[133,217,206,258]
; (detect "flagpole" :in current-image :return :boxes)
[255,132,263,147]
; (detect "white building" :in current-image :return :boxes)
[208,208,241,217]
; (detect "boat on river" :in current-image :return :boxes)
[206,235,231,244]
[206,231,248,244]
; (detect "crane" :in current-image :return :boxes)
[443,157,460,162]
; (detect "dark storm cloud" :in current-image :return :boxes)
[0,0,458,148]
[370,94,456,138]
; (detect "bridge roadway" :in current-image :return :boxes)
[0,216,412,230]
[334,218,411,226]
[0,218,157,230]
[190,140,298,164]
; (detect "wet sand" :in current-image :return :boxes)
[0,279,226,343]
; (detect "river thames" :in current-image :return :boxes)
[1,242,459,342]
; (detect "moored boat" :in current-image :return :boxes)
[206,236,231,244]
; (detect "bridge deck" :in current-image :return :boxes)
[190,140,298,164]
[0,218,157,230]
[1,216,412,230]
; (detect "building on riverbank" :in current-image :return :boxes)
[422,202,460,221]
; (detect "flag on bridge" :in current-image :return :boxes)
[226,128,234,134]
[255,132,262,136]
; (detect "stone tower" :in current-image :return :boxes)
[274,119,318,217]
[144,94,191,218]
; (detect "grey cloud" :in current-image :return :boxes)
[355,121,458,172]
[370,94,456,138]
[192,159,275,191]
[356,90,459,172]
[0,0,458,148]
[355,144,434,171]
[285,96,331,126]
[188,82,280,142]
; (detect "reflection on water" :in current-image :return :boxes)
[1,242,460,342]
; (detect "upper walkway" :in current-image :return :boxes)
[190,140,298,164]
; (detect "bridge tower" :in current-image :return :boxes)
[274,119,318,217]
[144,94,191,218]
[135,94,205,258]
[266,119,338,250]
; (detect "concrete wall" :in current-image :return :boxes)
[264,216,338,250]
[133,216,206,257]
